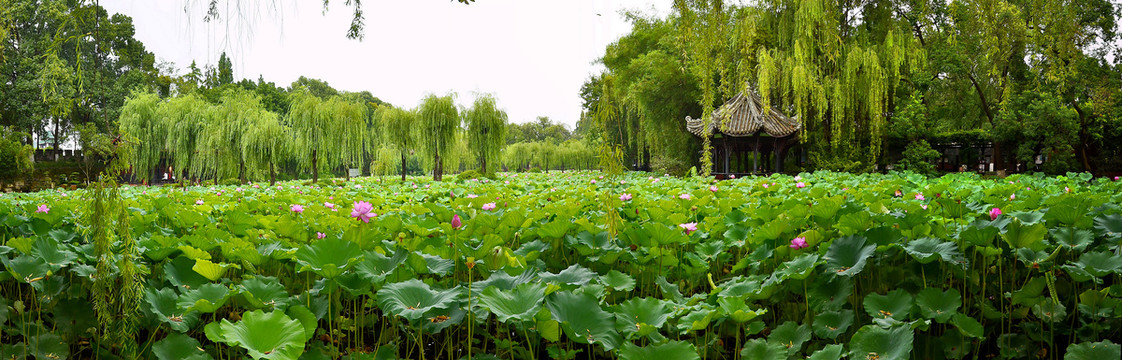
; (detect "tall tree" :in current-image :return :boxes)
[217,51,233,85]
[417,94,459,181]
[464,94,507,175]
[242,104,288,185]
[118,91,163,183]
[379,106,416,181]
[287,89,366,183]
[161,94,211,183]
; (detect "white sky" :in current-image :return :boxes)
[98,0,676,128]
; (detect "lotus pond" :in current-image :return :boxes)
[1,171,1121,359]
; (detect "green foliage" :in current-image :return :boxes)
[416,93,459,181]
[287,89,367,182]
[378,106,417,180]
[464,94,507,175]
[897,140,941,176]
[0,127,32,180]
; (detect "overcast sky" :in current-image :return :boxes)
[98,0,676,128]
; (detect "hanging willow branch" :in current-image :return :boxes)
[378,106,417,181]
[417,93,459,181]
[118,91,163,183]
[464,94,508,175]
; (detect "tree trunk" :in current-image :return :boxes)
[481,156,487,175]
[239,161,246,184]
[311,149,319,183]
[401,152,407,181]
[269,161,276,186]
[434,152,442,181]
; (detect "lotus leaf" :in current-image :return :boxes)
[546,291,621,350]
[807,344,845,360]
[153,333,212,360]
[768,321,811,356]
[478,282,545,323]
[178,283,232,313]
[825,235,876,277]
[904,237,964,265]
[812,310,854,339]
[849,324,913,360]
[376,279,461,322]
[863,289,914,321]
[739,338,785,360]
[146,287,199,332]
[294,236,363,278]
[1064,340,1121,360]
[619,341,699,360]
[206,310,306,360]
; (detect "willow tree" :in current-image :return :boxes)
[195,88,267,183]
[288,89,366,183]
[160,94,211,184]
[118,91,163,184]
[379,106,416,181]
[242,109,288,185]
[463,94,507,175]
[417,94,459,181]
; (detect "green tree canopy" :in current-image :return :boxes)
[464,94,507,175]
[416,93,459,181]
[378,105,417,181]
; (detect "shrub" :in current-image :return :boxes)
[897,139,940,176]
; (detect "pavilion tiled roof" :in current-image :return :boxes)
[686,87,801,138]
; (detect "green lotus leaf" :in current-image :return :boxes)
[676,305,716,333]
[1031,299,1067,322]
[177,245,212,260]
[147,287,200,332]
[165,256,210,291]
[615,297,674,337]
[863,289,913,321]
[419,304,465,334]
[767,321,811,356]
[808,276,852,311]
[941,331,970,359]
[285,305,318,342]
[415,252,453,276]
[904,238,964,266]
[1002,218,1048,251]
[998,333,1032,358]
[28,333,68,360]
[849,325,913,360]
[807,344,845,360]
[1093,214,1122,238]
[376,279,461,323]
[950,313,984,338]
[1016,248,1050,267]
[1051,228,1093,251]
[153,333,212,360]
[539,264,596,287]
[335,272,374,297]
[824,235,876,277]
[0,298,8,325]
[192,258,240,281]
[294,237,363,279]
[178,283,233,313]
[960,224,999,247]
[478,282,545,323]
[2,255,49,283]
[812,310,854,339]
[31,237,76,271]
[1064,340,1121,360]
[239,276,290,310]
[1075,251,1122,277]
[739,338,785,360]
[545,291,621,350]
[916,288,961,323]
[353,249,408,284]
[619,340,699,360]
[569,231,621,256]
[208,310,306,360]
[0,343,24,360]
[599,270,636,292]
[716,296,767,323]
[778,253,819,280]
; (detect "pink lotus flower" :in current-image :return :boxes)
[195,199,204,205]
[252,184,260,188]
[620,193,632,201]
[324,202,335,209]
[351,201,375,223]
[236,187,243,192]
[1009,194,1016,200]
[789,237,808,249]
[276,186,283,190]
[466,194,478,199]
[590,180,597,184]
[679,222,698,235]
[796,182,806,188]
[1064,187,1070,193]
[316,232,326,239]
[451,214,462,229]
[679,193,691,200]
[290,204,304,213]
[482,202,496,211]
[915,193,925,201]
[921,204,928,210]
[763,183,769,189]
[36,204,49,214]
[989,207,1002,221]
[598,175,604,179]
[709,186,719,192]
[216,192,223,196]
[504,181,510,184]
[354,184,362,189]
[894,190,902,197]
[730,174,736,179]
[794,175,802,181]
